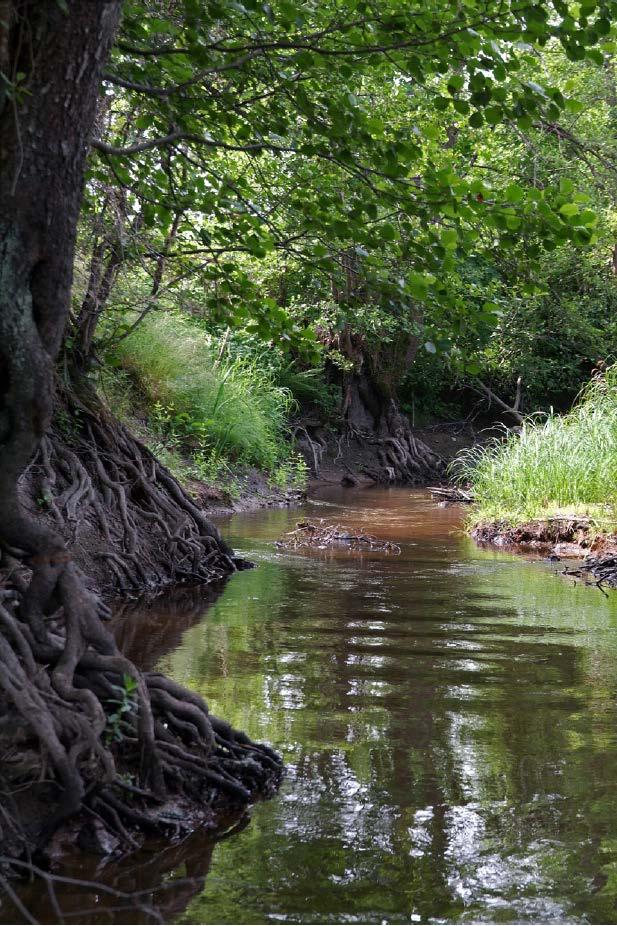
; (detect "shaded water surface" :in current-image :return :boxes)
[10,488,617,923]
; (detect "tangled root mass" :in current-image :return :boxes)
[0,391,282,861]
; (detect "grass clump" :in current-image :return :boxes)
[453,365,617,530]
[109,311,294,471]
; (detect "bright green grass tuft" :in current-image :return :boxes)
[110,311,294,470]
[452,365,617,530]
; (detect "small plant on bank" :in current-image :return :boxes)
[453,365,617,531]
[105,674,139,745]
[142,437,196,485]
[104,313,310,498]
[110,311,294,471]
[270,452,310,492]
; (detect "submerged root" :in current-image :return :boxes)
[563,554,617,591]
[428,486,474,504]
[0,558,284,861]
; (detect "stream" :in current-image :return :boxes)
[8,487,617,924]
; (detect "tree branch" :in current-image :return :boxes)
[469,378,525,423]
[90,132,274,156]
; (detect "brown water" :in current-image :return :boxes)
[7,487,617,924]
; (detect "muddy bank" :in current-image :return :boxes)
[300,422,477,490]
[196,423,475,511]
[191,466,305,518]
[472,518,617,588]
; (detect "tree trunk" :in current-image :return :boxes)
[72,189,140,370]
[329,323,442,483]
[0,2,120,555]
[0,2,281,862]
[343,368,443,482]
[325,252,442,484]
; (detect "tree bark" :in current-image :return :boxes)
[342,368,443,482]
[331,325,443,483]
[325,250,442,483]
[0,2,121,553]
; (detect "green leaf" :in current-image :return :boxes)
[408,270,435,288]
[453,99,470,115]
[559,178,575,195]
[380,223,397,241]
[423,124,440,140]
[578,209,597,226]
[440,228,458,249]
[565,98,585,113]
[505,183,524,203]
[484,105,502,125]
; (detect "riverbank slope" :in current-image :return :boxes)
[459,367,617,589]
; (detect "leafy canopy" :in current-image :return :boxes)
[86,0,616,350]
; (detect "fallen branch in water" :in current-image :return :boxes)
[428,486,474,504]
[564,554,617,592]
[275,520,401,554]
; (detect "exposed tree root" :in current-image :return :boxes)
[23,386,238,594]
[340,371,444,483]
[0,0,281,895]
[0,387,283,864]
[340,410,443,484]
[367,400,443,483]
[0,565,283,862]
[372,427,442,483]
[295,415,443,486]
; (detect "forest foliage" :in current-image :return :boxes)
[67,0,617,483]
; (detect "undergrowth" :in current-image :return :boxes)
[452,365,617,530]
[103,312,308,492]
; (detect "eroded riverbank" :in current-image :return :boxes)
[471,517,617,588]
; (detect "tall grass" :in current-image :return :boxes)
[110,312,294,469]
[453,365,617,528]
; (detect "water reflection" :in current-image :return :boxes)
[167,489,617,924]
[112,582,229,671]
[5,487,617,924]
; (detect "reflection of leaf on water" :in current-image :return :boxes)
[579,837,617,921]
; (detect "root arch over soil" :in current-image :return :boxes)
[295,371,444,485]
[343,375,444,482]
